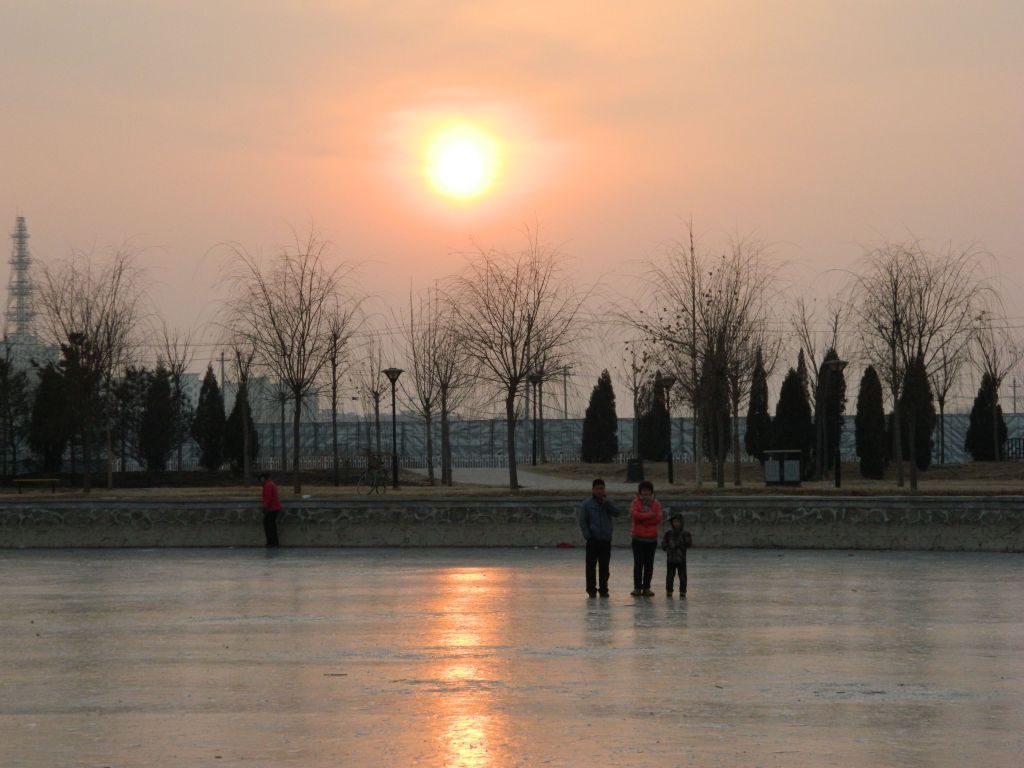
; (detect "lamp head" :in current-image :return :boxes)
[383,367,404,384]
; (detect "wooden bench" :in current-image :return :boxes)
[14,478,60,494]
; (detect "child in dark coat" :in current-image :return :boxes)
[661,513,692,597]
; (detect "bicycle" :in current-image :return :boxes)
[355,452,389,495]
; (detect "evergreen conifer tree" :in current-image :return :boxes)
[855,365,888,478]
[898,354,936,471]
[139,366,175,473]
[818,348,848,473]
[770,367,814,475]
[58,334,103,483]
[637,373,669,461]
[744,347,771,462]
[28,363,71,473]
[580,370,619,462]
[191,365,226,471]
[224,382,260,472]
[964,372,1007,461]
[0,357,31,478]
[111,366,151,467]
[796,349,810,390]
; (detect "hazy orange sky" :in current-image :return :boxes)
[2,1,1022,396]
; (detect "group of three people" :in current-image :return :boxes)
[578,478,692,598]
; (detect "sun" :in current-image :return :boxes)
[424,124,501,201]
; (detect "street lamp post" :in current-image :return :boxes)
[528,372,542,466]
[383,367,403,489]
[823,358,848,488]
[658,375,677,484]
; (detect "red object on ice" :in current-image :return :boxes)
[555,542,575,548]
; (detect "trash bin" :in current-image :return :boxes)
[626,458,644,483]
[763,450,801,486]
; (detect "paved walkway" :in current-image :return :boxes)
[411,466,637,493]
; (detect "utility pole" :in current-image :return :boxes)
[563,367,569,419]
[689,223,702,488]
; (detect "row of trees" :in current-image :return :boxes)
[10,350,261,480]
[5,225,1019,494]
[27,361,189,476]
[226,229,585,493]
[4,228,585,493]
[191,365,260,477]
[581,348,1010,481]
[574,232,1018,489]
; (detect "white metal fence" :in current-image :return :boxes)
[134,413,1021,472]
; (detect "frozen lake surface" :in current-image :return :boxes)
[1,548,1022,767]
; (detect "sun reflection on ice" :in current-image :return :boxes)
[426,567,511,767]
[443,712,495,768]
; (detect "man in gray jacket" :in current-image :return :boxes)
[578,478,621,597]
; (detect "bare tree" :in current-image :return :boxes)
[928,328,974,465]
[324,307,361,485]
[722,257,779,486]
[399,289,443,484]
[855,241,988,488]
[620,339,654,458]
[530,349,573,464]
[854,245,912,486]
[792,295,850,400]
[35,246,145,491]
[352,332,388,455]
[224,230,354,494]
[448,231,584,489]
[268,385,290,475]
[157,323,195,474]
[402,288,483,486]
[432,311,477,486]
[970,309,1023,461]
[638,231,777,488]
[397,287,479,486]
[637,224,706,486]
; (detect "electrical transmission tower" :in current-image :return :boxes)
[6,216,35,340]
[3,216,53,369]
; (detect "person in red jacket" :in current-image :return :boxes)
[629,480,663,596]
[260,472,283,547]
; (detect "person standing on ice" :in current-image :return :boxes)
[578,478,621,598]
[260,472,283,547]
[661,513,692,597]
[629,480,663,596]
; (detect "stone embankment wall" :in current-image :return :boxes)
[1,496,1022,551]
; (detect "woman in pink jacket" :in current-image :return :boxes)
[629,480,663,596]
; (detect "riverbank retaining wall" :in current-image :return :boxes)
[1,496,1022,551]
